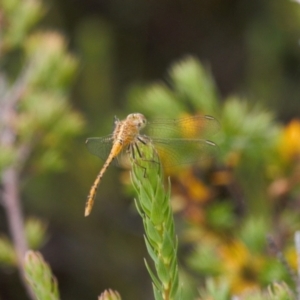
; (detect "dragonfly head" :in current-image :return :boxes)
[127,113,147,130]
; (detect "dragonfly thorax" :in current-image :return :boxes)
[112,113,148,146]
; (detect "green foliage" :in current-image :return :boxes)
[186,244,222,276]
[0,0,85,173]
[128,56,219,118]
[25,217,47,250]
[199,280,295,300]
[238,217,269,253]
[199,279,231,300]
[169,56,219,114]
[206,202,236,231]
[0,147,17,172]
[127,56,300,298]
[1,2,300,296]
[1,0,44,50]
[24,33,77,88]
[220,97,280,163]
[0,0,84,298]
[131,143,180,300]
[0,217,47,267]
[241,283,295,300]
[24,251,60,300]
[0,235,16,266]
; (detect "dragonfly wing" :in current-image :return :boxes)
[145,115,220,139]
[85,135,114,161]
[86,135,132,167]
[151,137,218,168]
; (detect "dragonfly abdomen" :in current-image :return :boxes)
[84,141,123,216]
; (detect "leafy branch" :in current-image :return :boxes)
[130,143,180,300]
[0,0,83,298]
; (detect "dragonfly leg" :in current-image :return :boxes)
[129,144,135,160]
[137,136,148,145]
[130,143,146,177]
[132,142,161,177]
[134,143,143,158]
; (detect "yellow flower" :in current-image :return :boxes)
[219,241,263,294]
[177,169,211,202]
[279,119,300,161]
[285,246,297,272]
[171,169,212,224]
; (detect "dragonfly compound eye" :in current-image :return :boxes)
[139,116,147,128]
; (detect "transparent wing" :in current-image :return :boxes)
[150,137,218,168]
[86,135,132,166]
[145,115,220,139]
[86,114,219,168]
[85,135,114,161]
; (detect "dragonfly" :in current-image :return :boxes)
[85,112,219,216]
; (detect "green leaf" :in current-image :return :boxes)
[144,259,162,291]
[160,230,175,259]
[156,256,170,285]
[164,208,175,240]
[144,218,162,245]
[133,198,144,217]
[170,266,180,299]
[144,236,158,264]
[150,193,166,225]
[153,283,164,300]
[138,186,152,216]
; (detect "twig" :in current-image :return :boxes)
[294,231,300,300]
[2,166,35,299]
[0,68,36,299]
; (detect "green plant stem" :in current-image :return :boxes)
[130,144,180,300]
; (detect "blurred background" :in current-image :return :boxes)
[1,0,300,299]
